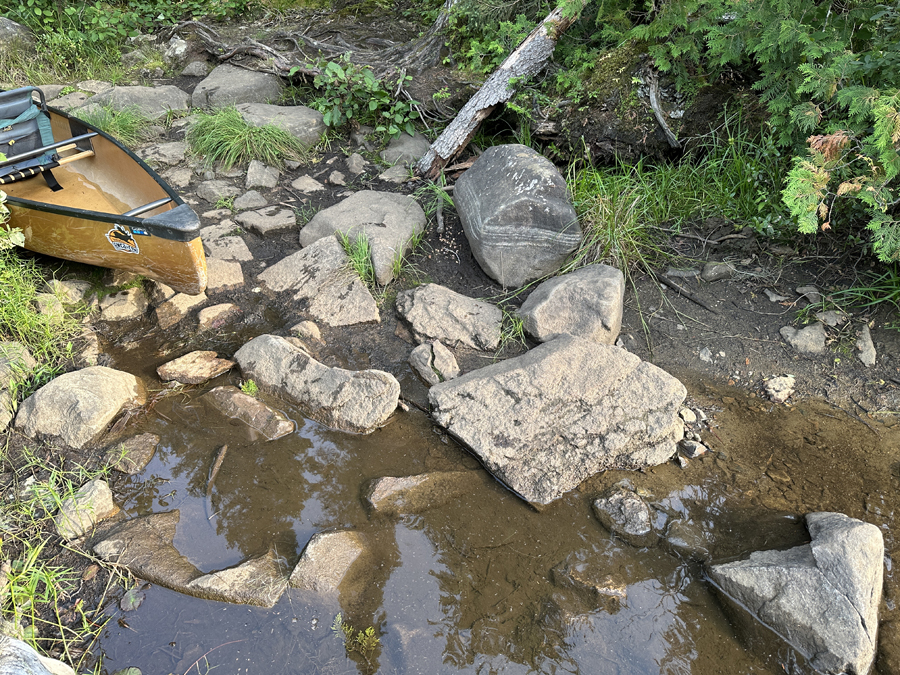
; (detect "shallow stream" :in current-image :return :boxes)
[94,345,900,675]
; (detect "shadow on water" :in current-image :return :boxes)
[98,368,900,675]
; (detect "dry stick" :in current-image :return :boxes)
[647,69,680,149]
[656,273,721,315]
[416,0,589,179]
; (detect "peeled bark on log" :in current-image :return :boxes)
[416,1,588,180]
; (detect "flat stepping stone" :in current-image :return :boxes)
[88,85,190,121]
[396,284,501,351]
[186,551,288,608]
[155,292,208,329]
[236,102,325,147]
[157,351,234,384]
[197,303,242,331]
[246,160,280,189]
[258,236,379,327]
[206,259,245,293]
[100,288,148,321]
[202,385,295,440]
[236,206,296,237]
[289,530,367,594]
[291,175,325,192]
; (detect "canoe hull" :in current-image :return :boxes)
[1,105,207,295]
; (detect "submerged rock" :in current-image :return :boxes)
[551,551,628,612]
[289,530,367,594]
[592,486,658,548]
[14,366,145,449]
[186,550,289,608]
[454,144,581,288]
[202,385,295,440]
[363,471,482,516]
[103,433,159,474]
[234,334,398,433]
[518,264,624,344]
[396,284,502,351]
[709,512,883,675]
[429,335,686,505]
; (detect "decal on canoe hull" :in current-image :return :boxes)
[106,224,139,254]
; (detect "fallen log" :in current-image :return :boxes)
[416,0,588,180]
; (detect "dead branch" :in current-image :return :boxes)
[415,1,588,180]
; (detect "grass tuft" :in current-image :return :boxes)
[337,231,376,287]
[76,105,151,147]
[186,106,308,170]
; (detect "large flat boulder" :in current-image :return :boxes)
[395,284,501,351]
[519,264,624,344]
[236,102,326,148]
[192,64,283,109]
[454,144,581,288]
[234,335,399,433]
[709,512,883,675]
[429,335,686,505]
[14,367,145,449]
[258,236,379,327]
[299,191,426,286]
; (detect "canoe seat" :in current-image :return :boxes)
[0,87,96,189]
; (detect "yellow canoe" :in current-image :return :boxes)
[1,96,206,295]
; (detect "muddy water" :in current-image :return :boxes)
[97,367,900,675]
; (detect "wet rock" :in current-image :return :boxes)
[93,511,200,590]
[234,334,398,433]
[551,552,627,611]
[709,512,883,675]
[290,321,321,342]
[780,324,827,356]
[396,284,502,350]
[663,520,710,561]
[289,530,367,593]
[197,303,242,331]
[379,131,431,166]
[186,550,289,608]
[203,385,295,440]
[155,292,208,329]
[796,285,823,305]
[346,153,367,175]
[147,281,176,306]
[518,264,624,344]
[245,160,280,189]
[139,141,186,167]
[236,206,296,237]
[299,191,426,286]
[258,236,379,327]
[157,351,234,384]
[15,366,145,449]
[454,144,581,288]
[701,262,735,281]
[592,486,658,548]
[196,180,240,204]
[193,65,283,109]
[54,478,118,540]
[100,288,148,321]
[678,439,708,458]
[429,335,686,505]
[291,176,325,193]
[0,342,36,430]
[233,190,267,211]
[88,85,190,122]
[103,433,159,474]
[206,259,245,293]
[856,325,876,367]
[409,341,460,386]
[363,471,480,516]
[0,635,76,675]
[766,375,796,403]
[74,331,101,369]
[236,102,325,147]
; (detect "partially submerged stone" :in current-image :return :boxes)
[155,292,208,330]
[363,471,481,516]
[289,530,367,594]
[202,385,295,440]
[395,284,501,350]
[15,366,145,449]
[429,335,686,505]
[103,433,160,474]
[234,334,398,433]
[551,551,627,612]
[709,512,883,675]
[258,236,379,327]
[186,550,289,608]
[99,288,148,322]
[197,303,242,331]
[592,486,658,548]
[518,264,624,344]
[157,351,235,385]
[55,478,119,540]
